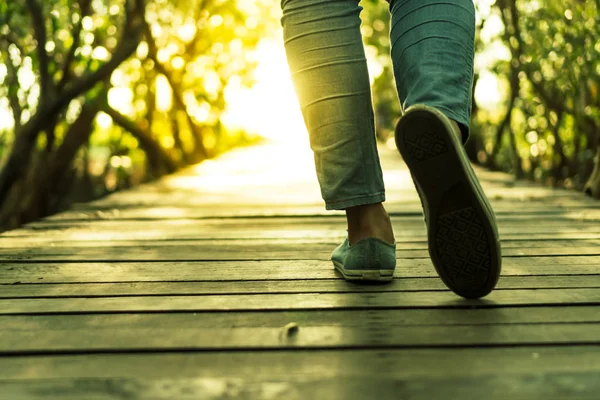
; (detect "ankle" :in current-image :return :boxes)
[450,120,464,142]
[346,203,387,226]
[345,203,394,245]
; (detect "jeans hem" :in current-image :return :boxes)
[325,193,386,210]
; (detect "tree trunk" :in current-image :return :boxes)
[0,97,103,231]
[0,20,143,209]
[102,104,178,174]
[48,98,105,201]
[508,126,523,178]
[584,144,600,199]
[171,109,191,164]
[143,21,207,161]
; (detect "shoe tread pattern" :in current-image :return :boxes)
[434,207,491,287]
[404,129,448,162]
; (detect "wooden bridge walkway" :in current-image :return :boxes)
[2,142,600,399]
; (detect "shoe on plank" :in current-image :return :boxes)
[395,104,502,299]
[331,238,396,282]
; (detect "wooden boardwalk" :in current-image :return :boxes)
[2,142,600,399]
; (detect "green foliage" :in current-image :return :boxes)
[360,0,399,140]
[1,0,598,232]
[360,0,600,196]
[0,0,268,231]
[477,0,600,192]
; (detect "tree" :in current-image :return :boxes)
[360,0,600,198]
[0,0,267,231]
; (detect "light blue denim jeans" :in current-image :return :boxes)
[281,0,475,210]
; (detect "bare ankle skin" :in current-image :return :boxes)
[345,202,395,246]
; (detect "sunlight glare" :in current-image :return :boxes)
[168,142,322,206]
[0,105,14,130]
[17,63,36,91]
[221,36,308,146]
[474,69,504,110]
[177,22,197,42]
[155,75,173,112]
[96,112,113,129]
[108,87,134,115]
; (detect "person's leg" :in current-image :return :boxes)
[388,0,501,298]
[281,0,394,246]
[389,0,475,140]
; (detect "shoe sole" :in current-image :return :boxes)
[332,260,394,282]
[395,105,501,299]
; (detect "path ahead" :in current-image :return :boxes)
[2,142,600,399]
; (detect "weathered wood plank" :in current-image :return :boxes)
[2,322,600,354]
[2,288,600,315]
[5,228,600,248]
[3,347,600,380]
[3,373,600,400]
[4,230,600,244]
[70,188,594,210]
[75,184,598,205]
[3,236,600,253]
[3,275,600,298]
[2,306,599,332]
[34,200,600,222]
[11,216,598,234]
[1,307,599,356]
[2,257,600,284]
[2,240,600,261]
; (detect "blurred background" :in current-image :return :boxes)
[0,0,598,232]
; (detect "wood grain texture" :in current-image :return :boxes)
[2,256,600,284]
[3,322,600,354]
[3,373,600,400]
[1,143,599,397]
[3,347,600,380]
[2,306,600,331]
[2,240,600,261]
[3,288,600,315]
[3,275,600,298]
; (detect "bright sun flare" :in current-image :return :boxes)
[221,29,504,147]
[221,36,309,146]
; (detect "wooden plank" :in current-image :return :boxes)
[72,187,593,210]
[2,257,600,284]
[2,322,600,354]
[14,211,600,228]
[2,288,600,315]
[3,373,600,400]
[2,306,599,332]
[6,216,600,236]
[4,237,600,251]
[4,275,600,298]
[2,240,600,261]
[33,200,600,222]
[0,307,600,355]
[76,184,597,205]
[4,222,600,244]
[3,347,600,380]
[4,230,600,244]
[14,214,600,231]
[5,216,600,243]
[57,186,597,208]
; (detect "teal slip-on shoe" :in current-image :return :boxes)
[331,238,396,282]
[395,104,502,299]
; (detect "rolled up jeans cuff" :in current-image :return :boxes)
[325,193,386,211]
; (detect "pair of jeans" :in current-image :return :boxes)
[281,0,476,210]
